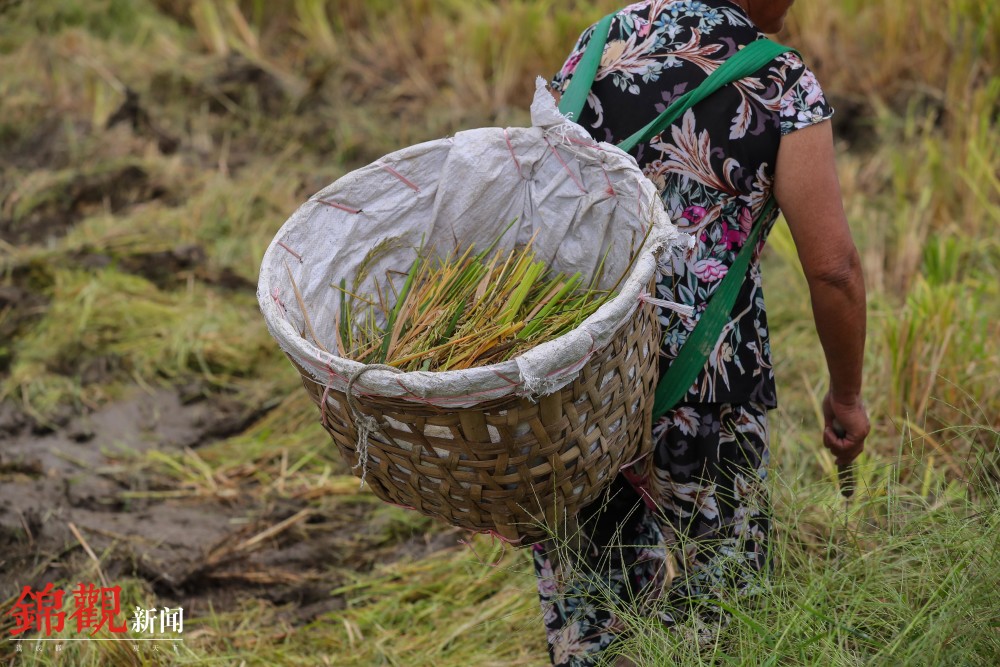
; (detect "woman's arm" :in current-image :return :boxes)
[774,119,870,464]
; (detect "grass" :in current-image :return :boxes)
[612,473,1000,666]
[557,440,1000,666]
[0,0,997,665]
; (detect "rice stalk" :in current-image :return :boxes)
[332,230,621,372]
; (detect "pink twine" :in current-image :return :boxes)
[566,135,615,196]
[490,369,520,388]
[393,377,438,405]
[566,136,601,150]
[542,354,590,380]
[621,470,657,510]
[599,164,615,197]
[303,357,350,385]
[270,288,291,323]
[386,500,418,511]
[620,453,657,510]
[544,138,587,194]
[485,529,522,546]
[318,199,362,214]
[276,241,303,262]
[459,531,517,566]
[503,129,524,179]
[380,163,421,192]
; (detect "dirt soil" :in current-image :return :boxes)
[0,4,468,644]
[0,388,460,626]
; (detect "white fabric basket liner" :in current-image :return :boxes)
[258,79,689,408]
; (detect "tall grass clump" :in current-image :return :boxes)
[786,0,999,108]
[555,446,1000,666]
[767,0,999,467]
[303,543,545,667]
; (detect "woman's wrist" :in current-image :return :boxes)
[829,387,863,407]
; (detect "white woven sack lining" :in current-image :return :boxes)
[258,78,691,408]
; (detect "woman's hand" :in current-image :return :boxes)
[822,391,869,464]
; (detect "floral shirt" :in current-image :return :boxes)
[553,0,834,408]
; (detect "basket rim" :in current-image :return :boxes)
[262,250,658,400]
[298,304,659,415]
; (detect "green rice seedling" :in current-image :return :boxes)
[332,231,622,372]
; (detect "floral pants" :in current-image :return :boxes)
[533,402,771,666]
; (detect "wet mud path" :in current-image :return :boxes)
[0,388,459,629]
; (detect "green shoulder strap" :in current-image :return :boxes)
[650,197,776,419]
[559,15,795,419]
[617,38,796,151]
[557,14,614,121]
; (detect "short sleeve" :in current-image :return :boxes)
[779,63,834,136]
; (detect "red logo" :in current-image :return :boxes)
[7,583,136,637]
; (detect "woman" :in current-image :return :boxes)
[536,1,870,664]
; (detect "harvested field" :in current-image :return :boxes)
[1,0,997,665]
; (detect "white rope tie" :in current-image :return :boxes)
[638,291,695,317]
[345,364,402,488]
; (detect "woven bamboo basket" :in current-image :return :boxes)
[294,294,659,544]
[258,81,688,545]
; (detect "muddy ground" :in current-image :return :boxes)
[0,389,460,628]
[0,11,463,642]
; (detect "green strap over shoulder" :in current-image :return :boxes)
[650,198,776,419]
[557,14,614,122]
[617,39,797,151]
[559,15,795,419]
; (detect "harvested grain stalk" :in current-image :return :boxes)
[334,229,642,372]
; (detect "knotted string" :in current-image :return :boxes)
[638,291,695,317]
[345,364,403,488]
